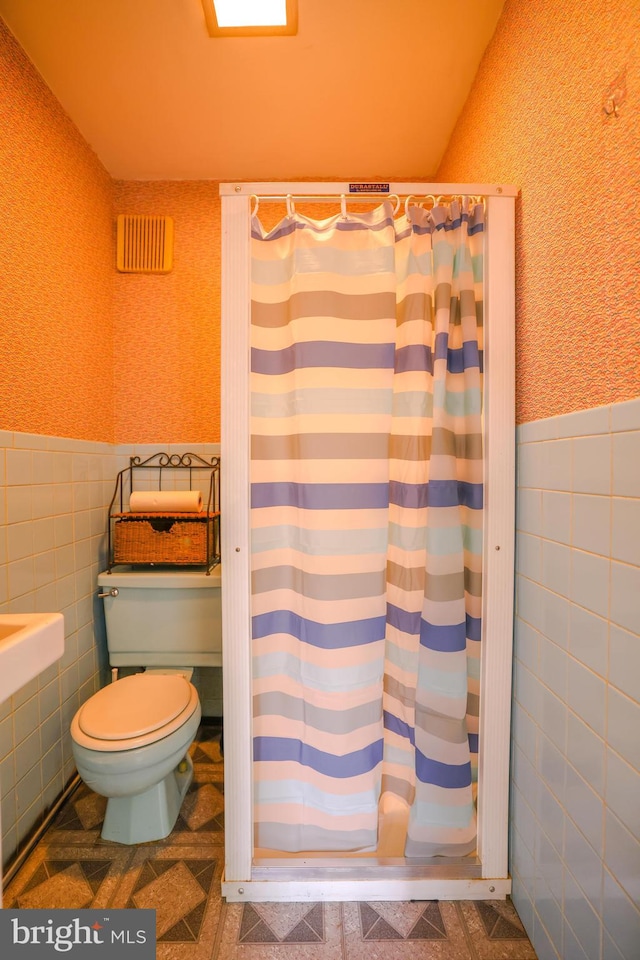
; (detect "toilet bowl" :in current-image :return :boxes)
[70,672,201,844]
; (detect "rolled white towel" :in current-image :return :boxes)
[129,490,203,513]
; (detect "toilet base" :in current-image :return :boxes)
[101,752,194,844]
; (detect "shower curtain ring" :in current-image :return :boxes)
[390,194,401,215]
[340,194,348,219]
[250,195,259,217]
[404,195,414,218]
[286,194,295,217]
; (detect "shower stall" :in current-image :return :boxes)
[219,181,517,902]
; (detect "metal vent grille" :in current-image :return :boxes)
[116,215,174,273]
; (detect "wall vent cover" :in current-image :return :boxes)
[116,215,174,273]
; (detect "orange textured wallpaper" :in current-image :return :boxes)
[437,0,640,423]
[0,18,114,442]
[112,181,221,444]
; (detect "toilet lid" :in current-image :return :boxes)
[77,674,192,741]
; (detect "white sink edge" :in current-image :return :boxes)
[0,612,65,703]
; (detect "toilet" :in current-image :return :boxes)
[70,568,221,845]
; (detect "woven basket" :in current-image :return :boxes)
[113,513,215,565]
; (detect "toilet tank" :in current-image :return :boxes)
[97,568,222,668]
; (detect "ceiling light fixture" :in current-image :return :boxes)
[202,0,298,37]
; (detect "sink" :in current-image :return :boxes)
[0,613,65,702]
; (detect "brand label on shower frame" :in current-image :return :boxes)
[348,183,390,193]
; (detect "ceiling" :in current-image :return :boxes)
[0,0,505,181]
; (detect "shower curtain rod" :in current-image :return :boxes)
[250,192,486,218]
[250,193,482,202]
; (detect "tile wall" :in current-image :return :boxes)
[0,431,116,868]
[0,435,221,870]
[511,398,640,960]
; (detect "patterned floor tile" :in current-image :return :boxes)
[190,721,224,767]
[458,900,537,959]
[343,901,472,959]
[142,770,226,847]
[3,722,538,960]
[216,901,343,959]
[45,742,224,848]
[44,783,109,845]
[239,902,325,943]
[109,844,224,960]
[2,844,133,910]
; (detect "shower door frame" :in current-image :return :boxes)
[220,181,517,902]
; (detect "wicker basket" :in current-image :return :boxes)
[113,512,216,566]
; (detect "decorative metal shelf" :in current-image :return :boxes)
[106,452,220,574]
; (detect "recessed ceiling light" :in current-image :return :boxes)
[202,0,298,36]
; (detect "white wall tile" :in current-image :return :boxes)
[539,635,568,700]
[604,811,640,904]
[517,487,543,534]
[8,558,35,601]
[536,782,565,855]
[33,518,55,553]
[6,487,32,524]
[567,713,605,796]
[612,432,640,497]
[514,616,541,673]
[602,870,640,958]
[563,921,591,960]
[608,624,640,700]
[541,589,570,649]
[570,550,610,619]
[32,450,55,483]
[611,498,640,566]
[518,441,545,488]
[13,695,39,745]
[567,658,606,736]
[607,687,640,771]
[572,494,611,557]
[610,561,640,634]
[542,491,571,544]
[540,439,572,491]
[563,866,602,959]
[517,531,543,580]
[541,540,571,597]
[611,397,640,433]
[568,606,608,677]
[515,380,640,960]
[0,432,116,869]
[565,764,603,857]
[605,749,640,837]
[6,449,33,486]
[573,435,612,495]
[7,522,34,563]
[540,687,568,752]
[555,405,610,439]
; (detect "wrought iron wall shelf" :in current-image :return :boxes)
[106,452,220,574]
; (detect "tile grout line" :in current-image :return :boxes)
[210,896,228,960]
[339,902,348,960]
[106,845,138,911]
[454,901,480,960]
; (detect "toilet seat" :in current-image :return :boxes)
[71,673,199,752]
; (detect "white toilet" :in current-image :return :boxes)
[70,567,221,845]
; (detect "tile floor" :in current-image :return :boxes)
[3,721,537,959]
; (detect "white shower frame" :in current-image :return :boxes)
[220,181,517,902]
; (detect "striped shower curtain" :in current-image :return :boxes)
[251,198,483,856]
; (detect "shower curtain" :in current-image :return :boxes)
[250,197,484,857]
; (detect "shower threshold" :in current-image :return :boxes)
[222,857,510,902]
